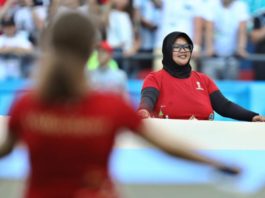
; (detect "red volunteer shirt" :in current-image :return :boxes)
[8,91,142,198]
[142,70,219,120]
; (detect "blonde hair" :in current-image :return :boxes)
[36,12,96,103]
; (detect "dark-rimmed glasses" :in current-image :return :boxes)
[172,44,193,52]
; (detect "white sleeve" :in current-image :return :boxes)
[35,6,48,21]
[16,36,33,50]
[200,0,219,21]
[235,1,250,21]
[0,37,4,48]
[193,0,204,18]
[21,40,33,49]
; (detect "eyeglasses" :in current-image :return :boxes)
[172,44,193,52]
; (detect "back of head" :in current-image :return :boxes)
[47,11,96,60]
[37,12,96,103]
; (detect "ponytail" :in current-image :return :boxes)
[36,52,88,103]
[34,12,96,103]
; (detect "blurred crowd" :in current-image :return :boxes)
[0,0,265,82]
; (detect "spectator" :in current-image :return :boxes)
[88,40,128,99]
[49,0,111,69]
[106,0,136,72]
[0,0,16,19]
[0,14,34,80]
[87,50,118,71]
[201,0,250,80]
[138,31,265,122]
[49,0,97,16]
[48,0,103,30]
[132,0,161,73]
[0,12,240,198]
[13,0,48,45]
[250,9,265,80]
[86,30,119,71]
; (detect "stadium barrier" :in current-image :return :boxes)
[1,116,265,198]
[1,79,265,121]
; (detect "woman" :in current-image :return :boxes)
[0,13,239,198]
[138,31,265,121]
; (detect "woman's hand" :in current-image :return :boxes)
[252,115,265,122]
[215,165,241,176]
[137,109,150,119]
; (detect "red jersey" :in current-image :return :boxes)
[8,92,142,198]
[142,70,219,120]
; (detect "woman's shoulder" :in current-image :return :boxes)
[8,90,36,115]
[86,91,125,104]
[145,69,165,79]
[191,71,212,80]
[142,70,166,86]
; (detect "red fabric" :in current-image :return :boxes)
[99,41,113,54]
[8,91,142,198]
[0,0,7,6]
[142,70,219,120]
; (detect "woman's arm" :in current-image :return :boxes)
[0,132,17,158]
[210,90,265,121]
[236,21,248,58]
[138,87,159,118]
[136,121,240,174]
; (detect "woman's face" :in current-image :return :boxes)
[172,37,192,66]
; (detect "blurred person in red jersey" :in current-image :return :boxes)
[0,12,241,198]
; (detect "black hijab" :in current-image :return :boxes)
[162,31,193,78]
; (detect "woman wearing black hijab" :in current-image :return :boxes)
[138,31,265,121]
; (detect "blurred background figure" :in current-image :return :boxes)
[87,44,119,71]
[0,0,48,45]
[88,40,129,99]
[201,0,250,80]
[13,0,48,46]
[250,8,265,81]
[105,0,137,76]
[86,21,119,72]
[48,0,106,34]
[132,0,161,77]
[50,0,100,16]
[0,0,16,19]
[0,14,34,80]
